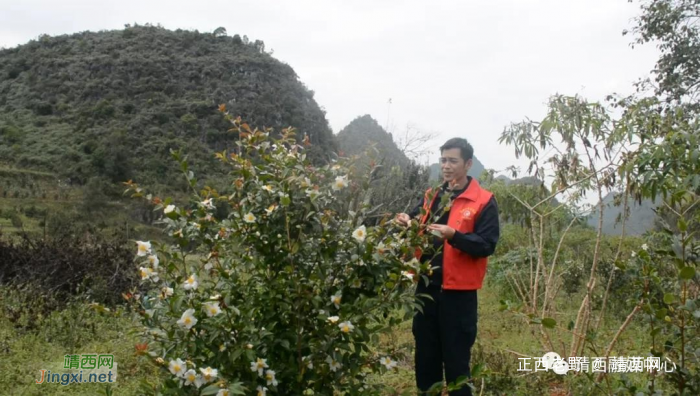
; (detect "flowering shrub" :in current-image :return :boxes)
[125,112,434,395]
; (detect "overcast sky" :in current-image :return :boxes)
[0,0,659,174]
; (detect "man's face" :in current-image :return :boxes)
[440,148,472,185]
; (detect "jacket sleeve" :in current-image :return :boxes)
[447,196,500,257]
[407,196,425,219]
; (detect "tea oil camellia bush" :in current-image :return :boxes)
[125,112,436,395]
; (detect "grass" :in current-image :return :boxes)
[0,301,160,395]
[0,281,661,395]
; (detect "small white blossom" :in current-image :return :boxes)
[380,356,398,370]
[332,175,348,191]
[201,198,215,210]
[402,271,415,281]
[265,204,277,216]
[331,293,342,309]
[244,212,257,223]
[139,267,158,281]
[338,321,354,333]
[327,315,340,324]
[147,254,159,269]
[216,389,231,396]
[177,309,198,329]
[184,275,198,290]
[203,301,222,317]
[168,358,186,377]
[251,358,269,376]
[183,369,204,388]
[326,355,342,372]
[256,386,268,396]
[161,286,174,298]
[264,369,278,386]
[352,225,367,242]
[262,185,274,193]
[164,204,176,214]
[641,243,649,251]
[199,367,218,383]
[136,241,151,256]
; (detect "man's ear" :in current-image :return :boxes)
[465,158,473,171]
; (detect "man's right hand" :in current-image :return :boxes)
[395,213,410,227]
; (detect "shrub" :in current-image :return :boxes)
[126,116,434,395]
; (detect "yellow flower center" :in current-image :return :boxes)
[184,317,191,325]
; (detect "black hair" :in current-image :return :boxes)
[440,138,473,161]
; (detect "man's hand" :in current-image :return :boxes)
[395,213,411,227]
[427,224,456,240]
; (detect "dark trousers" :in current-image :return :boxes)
[413,285,478,396]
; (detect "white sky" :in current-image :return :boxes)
[0,0,659,175]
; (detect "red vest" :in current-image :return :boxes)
[419,179,493,290]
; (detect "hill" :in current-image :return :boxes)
[0,24,337,190]
[587,192,656,236]
[337,115,409,165]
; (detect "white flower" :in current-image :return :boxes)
[327,315,340,324]
[219,344,226,352]
[305,188,320,199]
[251,358,269,376]
[641,243,649,251]
[264,204,277,216]
[201,198,215,210]
[168,358,186,377]
[332,175,348,191]
[380,356,398,370]
[262,185,274,193]
[331,293,342,309]
[338,321,354,333]
[164,205,176,214]
[136,241,151,256]
[300,177,311,187]
[256,386,268,396]
[631,252,637,258]
[326,355,342,372]
[161,286,174,298]
[246,343,254,349]
[216,389,230,396]
[244,212,257,223]
[203,302,222,317]
[183,369,204,388]
[264,369,278,386]
[303,356,313,369]
[184,275,198,290]
[177,309,198,329]
[352,225,367,242]
[402,271,415,281]
[204,262,213,271]
[147,254,159,269]
[139,267,155,281]
[199,367,218,383]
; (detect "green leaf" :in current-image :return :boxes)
[679,266,695,280]
[200,384,222,395]
[541,318,556,329]
[663,293,675,304]
[281,195,291,206]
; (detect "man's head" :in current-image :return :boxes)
[439,138,473,187]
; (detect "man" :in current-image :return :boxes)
[396,138,499,396]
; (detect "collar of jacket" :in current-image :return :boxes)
[441,176,482,203]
